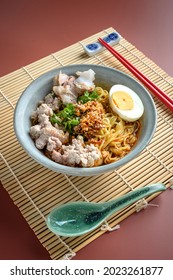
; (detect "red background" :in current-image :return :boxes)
[0,0,173,260]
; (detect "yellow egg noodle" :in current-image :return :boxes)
[93,87,140,165]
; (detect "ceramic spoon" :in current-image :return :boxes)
[46,183,166,237]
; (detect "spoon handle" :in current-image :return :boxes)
[104,182,166,214]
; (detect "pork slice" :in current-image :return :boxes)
[53,71,69,86]
[30,124,42,139]
[36,103,53,116]
[44,93,61,112]
[51,136,102,167]
[74,69,95,93]
[31,123,69,150]
[46,136,62,151]
[53,85,78,104]
[38,113,50,126]
[53,71,76,86]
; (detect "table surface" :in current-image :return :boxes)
[0,0,173,260]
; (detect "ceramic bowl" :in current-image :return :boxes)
[14,64,157,176]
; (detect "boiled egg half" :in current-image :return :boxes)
[109,84,144,121]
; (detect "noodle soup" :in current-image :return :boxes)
[30,69,142,168]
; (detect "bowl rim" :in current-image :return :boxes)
[14,64,157,176]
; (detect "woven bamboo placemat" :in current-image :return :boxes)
[0,27,173,260]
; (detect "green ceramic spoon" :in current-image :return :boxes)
[46,183,166,237]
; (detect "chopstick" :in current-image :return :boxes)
[98,38,173,112]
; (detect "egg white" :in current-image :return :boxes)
[109,84,144,122]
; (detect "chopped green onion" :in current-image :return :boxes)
[50,103,80,134]
[50,114,62,125]
[77,90,99,104]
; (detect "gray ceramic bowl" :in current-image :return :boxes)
[14,64,157,176]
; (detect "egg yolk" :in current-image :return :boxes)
[112,91,134,110]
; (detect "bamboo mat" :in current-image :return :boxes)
[0,27,173,260]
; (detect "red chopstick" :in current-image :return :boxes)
[98,38,173,112]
